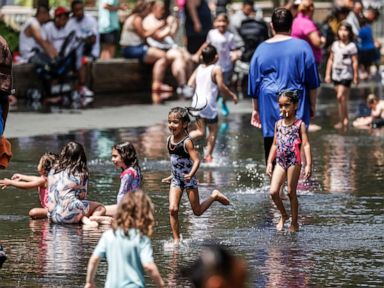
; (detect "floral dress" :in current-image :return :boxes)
[47,169,90,224]
[276,119,302,170]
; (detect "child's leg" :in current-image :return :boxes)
[286,165,301,232]
[189,118,206,140]
[105,204,117,217]
[335,84,349,128]
[169,186,184,243]
[342,86,350,126]
[205,122,218,161]
[28,208,48,219]
[186,188,229,216]
[86,201,106,217]
[269,164,288,231]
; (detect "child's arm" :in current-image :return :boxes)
[11,173,41,182]
[84,254,101,288]
[0,177,45,190]
[143,263,165,288]
[266,125,278,177]
[300,122,312,180]
[371,101,384,118]
[187,67,198,89]
[324,50,334,84]
[184,139,200,180]
[352,54,359,85]
[213,66,238,104]
[161,175,173,183]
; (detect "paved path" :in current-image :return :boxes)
[6,100,251,138]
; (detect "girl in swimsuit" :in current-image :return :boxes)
[266,90,312,232]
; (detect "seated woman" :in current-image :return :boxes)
[143,0,195,98]
[120,1,171,103]
[353,94,384,129]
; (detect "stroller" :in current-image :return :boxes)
[232,18,269,93]
[26,31,84,110]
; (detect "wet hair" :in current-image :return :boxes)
[181,244,237,288]
[39,152,58,177]
[36,5,49,17]
[337,21,354,43]
[278,90,299,103]
[214,13,229,23]
[112,190,155,237]
[367,94,379,105]
[202,44,218,64]
[271,8,293,33]
[168,102,207,127]
[71,0,84,10]
[113,142,141,172]
[53,141,88,178]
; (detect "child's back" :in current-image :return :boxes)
[93,228,153,287]
[193,64,219,120]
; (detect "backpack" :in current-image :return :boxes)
[238,18,269,62]
[0,36,12,95]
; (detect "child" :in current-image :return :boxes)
[0,152,57,219]
[85,191,164,288]
[188,44,238,162]
[91,142,142,223]
[353,94,384,128]
[325,21,359,129]
[206,13,239,117]
[181,244,248,288]
[47,141,106,227]
[162,106,230,244]
[266,90,312,232]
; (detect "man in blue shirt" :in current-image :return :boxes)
[248,7,320,162]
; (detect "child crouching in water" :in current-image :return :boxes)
[163,106,230,244]
[85,191,164,288]
[48,141,106,227]
[353,94,384,128]
[0,152,57,219]
[188,44,238,162]
[266,91,312,232]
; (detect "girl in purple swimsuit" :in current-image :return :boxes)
[266,90,312,232]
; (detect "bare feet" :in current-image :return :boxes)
[152,82,173,92]
[334,122,343,129]
[276,215,288,231]
[211,190,230,205]
[83,220,99,228]
[288,223,299,233]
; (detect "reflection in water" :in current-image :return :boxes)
[322,134,357,193]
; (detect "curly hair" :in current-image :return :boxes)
[113,141,141,170]
[112,190,155,237]
[39,152,58,176]
[278,90,299,103]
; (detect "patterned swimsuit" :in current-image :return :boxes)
[276,119,302,170]
[167,135,198,190]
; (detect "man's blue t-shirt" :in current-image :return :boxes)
[248,38,320,137]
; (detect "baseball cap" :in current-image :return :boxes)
[54,6,70,17]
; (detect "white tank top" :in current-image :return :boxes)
[192,64,219,120]
[120,15,144,47]
[19,17,46,60]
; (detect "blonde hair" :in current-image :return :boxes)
[112,190,155,237]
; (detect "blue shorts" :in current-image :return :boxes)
[122,44,148,61]
[171,176,198,190]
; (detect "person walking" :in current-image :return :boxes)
[248,8,320,163]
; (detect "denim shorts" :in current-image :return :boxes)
[122,44,148,61]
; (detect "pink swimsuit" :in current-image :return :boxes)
[276,119,302,170]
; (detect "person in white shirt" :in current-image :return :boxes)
[43,6,72,56]
[19,5,57,61]
[67,0,99,98]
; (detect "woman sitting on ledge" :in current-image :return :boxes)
[120,0,172,101]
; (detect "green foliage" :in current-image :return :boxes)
[0,21,19,52]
